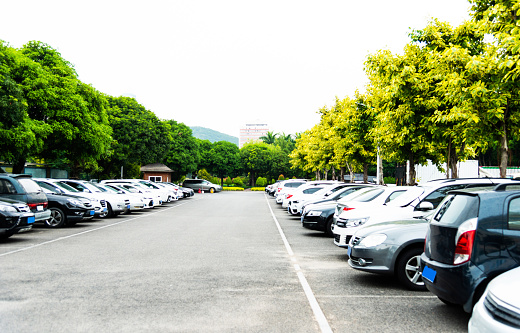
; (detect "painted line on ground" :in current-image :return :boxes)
[265,194,333,333]
[0,200,198,258]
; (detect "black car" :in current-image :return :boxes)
[0,198,35,239]
[0,174,51,223]
[36,181,95,228]
[300,186,370,236]
[420,183,520,312]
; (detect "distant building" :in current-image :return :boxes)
[140,163,173,182]
[239,123,269,148]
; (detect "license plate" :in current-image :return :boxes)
[347,245,352,257]
[126,204,131,209]
[37,205,43,211]
[27,216,35,224]
[422,266,437,283]
[89,210,95,216]
[102,208,108,212]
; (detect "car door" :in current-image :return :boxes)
[505,196,520,264]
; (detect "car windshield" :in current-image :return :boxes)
[351,188,384,202]
[385,186,425,207]
[337,188,374,204]
[432,194,479,226]
[55,182,81,193]
[36,181,60,194]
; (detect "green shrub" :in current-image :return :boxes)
[232,177,244,187]
[384,176,396,184]
[225,177,233,186]
[251,187,265,191]
[223,187,244,191]
[256,177,267,187]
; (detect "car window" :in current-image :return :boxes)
[17,178,42,193]
[0,179,17,194]
[385,190,406,203]
[508,197,520,231]
[353,188,384,202]
[303,187,323,194]
[386,187,425,207]
[55,182,81,192]
[36,181,59,194]
[421,185,466,209]
[432,194,479,226]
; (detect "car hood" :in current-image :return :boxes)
[354,218,429,238]
[485,266,520,310]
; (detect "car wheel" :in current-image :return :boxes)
[210,188,215,193]
[106,203,116,218]
[325,217,334,237]
[45,207,67,228]
[396,247,427,291]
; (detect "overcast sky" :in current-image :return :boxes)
[2,1,471,137]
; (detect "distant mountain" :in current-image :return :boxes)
[190,126,239,146]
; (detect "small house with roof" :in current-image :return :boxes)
[140,163,173,182]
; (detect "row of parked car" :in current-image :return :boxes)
[266,177,520,332]
[0,174,196,239]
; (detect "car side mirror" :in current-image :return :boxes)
[417,201,434,211]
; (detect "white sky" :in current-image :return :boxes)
[1,0,471,137]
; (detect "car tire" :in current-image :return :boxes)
[396,247,427,291]
[45,207,67,228]
[106,203,115,218]
[325,217,334,237]
[210,188,215,193]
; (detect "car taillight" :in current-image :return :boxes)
[453,218,477,265]
[28,202,48,210]
[342,207,355,212]
[287,194,293,199]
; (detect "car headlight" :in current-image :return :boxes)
[346,217,369,227]
[359,234,387,248]
[0,204,17,212]
[308,210,322,216]
[67,198,83,207]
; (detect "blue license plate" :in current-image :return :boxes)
[102,208,108,212]
[89,210,95,216]
[126,204,130,209]
[422,266,437,283]
[347,245,352,257]
[27,216,35,224]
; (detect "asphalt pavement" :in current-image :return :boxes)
[0,192,470,332]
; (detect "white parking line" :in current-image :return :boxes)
[265,194,333,333]
[0,201,196,258]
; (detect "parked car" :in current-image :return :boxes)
[468,266,520,332]
[332,186,410,247]
[274,179,307,203]
[333,178,517,248]
[102,184,151,209]
[0,198,34,239]
[296,184,371,215]
[34,178,108,218]
[167,183,194,198]
[60,180,130,217]
[420,183,520,312]
[100,181,161,207]
[348,214,432,291]
[182,179,222,193]
[37,181,95,227]
[282,183,332,210]
[0,174,51,223]
[300,187,371,236]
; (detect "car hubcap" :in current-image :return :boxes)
[405,255,424,286]
[49,211,62,227]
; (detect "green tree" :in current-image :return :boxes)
[164,120,199,180]
[259,131,277,145]
[205,141,240,186]
[239,142,271,186]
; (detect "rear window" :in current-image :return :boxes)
[303,187,323,194]
[17,178,42,193]
[353,188,384,202]
[508,197,520,231]
[432,194,479,227]
[286,182,305,188]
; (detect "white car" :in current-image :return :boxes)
[99,184,145,212]
[332,186,410,248]
[281,183,332,209]
[290,184,367,215]
[103,182,160,208]
[274,179,307,204]
[101,179,167,204]
[34,178,108,218]
[333,178,518,248]
[469,266,520,333]
[61,180,130,217]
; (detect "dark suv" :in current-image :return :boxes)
[0,198,35,239]
[420,184,520,312]
[0,174,51,223]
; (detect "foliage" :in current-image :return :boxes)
[255,177,268,187]
[223,187,244,191]
[232,176,244,187]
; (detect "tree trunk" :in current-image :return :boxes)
[12,157,26,174]
[363,163,368,183]
[340,167,345,183]
[331,167,336,181]
[500,127,509,178]
[408,153,416,185]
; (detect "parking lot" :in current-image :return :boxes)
[0,192,470,332]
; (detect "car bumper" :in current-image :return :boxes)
[420,253,482,312]
[34,209,51,222]
[332,226,352,248]
[66,208,96,222]
[348,244,396,275]
[301,214,327,231]
[468,289,520,333]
